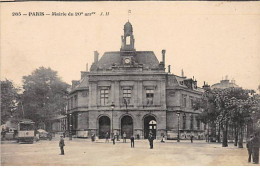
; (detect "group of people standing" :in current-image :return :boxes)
[104,132,135,147]
[247,133,259,164]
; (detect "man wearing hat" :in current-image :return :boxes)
[246,135,253,163]
[148,132,154,149]
[59,135,65,155]
[251,133,259,164]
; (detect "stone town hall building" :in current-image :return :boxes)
[67,22,204,139]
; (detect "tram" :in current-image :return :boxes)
[17,119,35,143]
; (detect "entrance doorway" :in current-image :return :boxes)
[144,115,157,139]
[99,116,110,139]
[121,115,133,139]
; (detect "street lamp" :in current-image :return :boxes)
[111,102,115,139]
[69,113,72,140]
[177,112,180,142]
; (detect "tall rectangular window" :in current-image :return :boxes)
[146,89,154,105]
[67,100,70,110]
[196,116,200,130]
[71,97,73,109]
[100,89,109,106]
[74,95,78,108]
[190,97,194,108]
[183,115,186,129]
[123,89,131,104]
[182,95,187,107]
[190,115,194,130]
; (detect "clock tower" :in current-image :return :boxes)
[120,21,136,65]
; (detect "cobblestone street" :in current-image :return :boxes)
[1,137,259,166]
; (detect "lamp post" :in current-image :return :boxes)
[69,113,72,140]
[177,112,180,142]
[111,102,115,139]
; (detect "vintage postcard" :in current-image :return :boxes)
[1,1,260,166]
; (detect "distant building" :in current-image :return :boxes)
[67,22,204,139]
[211,77,240,89]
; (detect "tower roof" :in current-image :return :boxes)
[124,21,133,33]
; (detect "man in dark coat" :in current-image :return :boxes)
[130,135,135,148]
[59,136,65,155]
[251,133,259,164]
[148,133,154,149]
[247,135,253,163]
[48,132,52,141]
[190,135,194,143]
[112,134,116,145]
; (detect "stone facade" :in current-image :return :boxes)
[67,22,204,140]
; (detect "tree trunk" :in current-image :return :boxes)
[238,126,244,148]
[217,124,221,143]
[234,126,238,146]
[222,120,228,147]
[207,123,210,142]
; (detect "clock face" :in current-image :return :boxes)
[124,58,131,64]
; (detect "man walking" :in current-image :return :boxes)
[251,133,259,164]
[123,132,127,143]
[247,135,253,163]
[161,134,165,143]
[116,132,119,141]
[59,136,65,155]
[112,133,116,145]
[148,132,154,149]
[130,135,135,148]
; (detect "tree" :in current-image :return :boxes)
[194,88,219,142]
[194,87,259,148]
[1,79,20,124]
[21,67,69,131]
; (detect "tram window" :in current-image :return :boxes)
[20,124,34,131]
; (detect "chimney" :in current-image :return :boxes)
[181,69,184,77]
[168,65,171,73]
[72,80,80,89]
[81,71,87,79]
[86,63,88,72]
[162,49,166,65]
[94,51,99,63]
[202,81,210,90]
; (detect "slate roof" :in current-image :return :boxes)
[90,51,160,70]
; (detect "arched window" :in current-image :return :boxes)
[149,120,156,129]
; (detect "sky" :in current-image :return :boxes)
[1,1,260,92]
